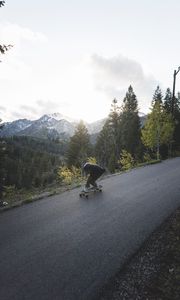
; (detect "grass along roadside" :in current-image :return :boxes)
[0,181,83,212]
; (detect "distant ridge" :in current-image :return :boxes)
[0,112,146,139]
[0,113,106,139]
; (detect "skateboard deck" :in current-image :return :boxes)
[79,185,102,198]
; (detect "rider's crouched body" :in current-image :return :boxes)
[83,163,105,191]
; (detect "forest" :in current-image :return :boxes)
[0,1,180,200]
[0,85,180,199]
[0,136,67,197]
[65,85,180,172]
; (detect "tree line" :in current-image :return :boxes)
[65,85,180,174]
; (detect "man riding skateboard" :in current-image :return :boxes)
[82,163,105,192]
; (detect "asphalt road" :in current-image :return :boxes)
[0,158,180,300]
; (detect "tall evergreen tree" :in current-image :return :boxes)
[108,98,121,161]
[95,120,112,168]
[123,85,138,111]
[163,88,172,113]
[120,86,142,157]
[163,88,180,153]
[0,1,5,7]
[66,121,91,168]
[152,85,163,104]
[95,98,121,172]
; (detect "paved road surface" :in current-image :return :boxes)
[0,158,180,300]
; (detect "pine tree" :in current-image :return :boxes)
[108,98,121,161]
[96,88,142,171]
[163,88,180,154]
[152,85,163,104]
[95,98,121,172]
[123,85,138,111]
[95,120,112,167]
[163,88,172,113]
[0,1,5,7]
[66,121,91,168]
[120,86,142,158]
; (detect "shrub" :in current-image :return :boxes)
[57,166,82,185]
[119,150,134,170]
[143,152,152,162]
[86,157,97,164]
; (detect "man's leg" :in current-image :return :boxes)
[85,175,92,188]
[93,170,105,187]
[86,170,105,189]
[86,174,98,188]
[89,174,100,188]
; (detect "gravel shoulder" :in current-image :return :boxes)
[98,207,180,300]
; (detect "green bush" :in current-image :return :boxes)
[143,152,152,162]
[86,157,97,164]
[57,166,82,185]
[119,150,134,170]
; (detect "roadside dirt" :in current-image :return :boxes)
[98,207,180,300]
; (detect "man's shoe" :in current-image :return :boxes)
[83,187,90,192]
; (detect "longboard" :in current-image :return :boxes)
[79,186,102,198]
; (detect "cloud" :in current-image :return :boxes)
[0,23,48,80]
[36,99,58,111]
[0,22,48,45]
[19,105,37,115]
[15,100,60,120]
[9,100,70,121]
[36,100,62,116]
[0,56,32,80]
[0,105,6,112]
[91,54,144,84]
[90,54,159,112]
[1,97,73,122]
[0,106,6,120]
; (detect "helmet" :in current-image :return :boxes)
[83,162,91,169]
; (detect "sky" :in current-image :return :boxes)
[0,0,180,123]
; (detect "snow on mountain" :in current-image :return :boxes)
[47,112,76,123]
[0,113,104,139]
[16,114,75,139]
[0,119,33,137]
[0,112,146,139]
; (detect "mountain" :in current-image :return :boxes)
[0,119,33,136]
[18,114,76,139]
[0,113,106,139]
[0,112,146,140]
[86,118,106,134]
